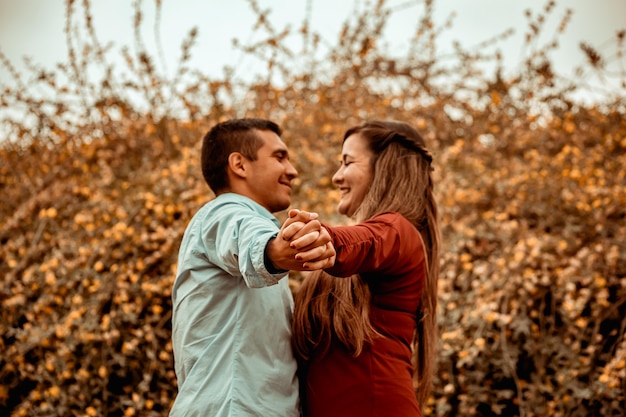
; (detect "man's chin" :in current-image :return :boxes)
[271,200,291,213]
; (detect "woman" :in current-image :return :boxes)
[290,120,441,417]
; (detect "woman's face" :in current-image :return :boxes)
[332,133,374,217]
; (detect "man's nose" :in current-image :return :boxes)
[286,161,298,178]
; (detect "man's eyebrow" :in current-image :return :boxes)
[273,149,289,158]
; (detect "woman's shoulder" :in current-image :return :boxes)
[324,212,419,245]
[368,212,423,244]
[368,212,415,230]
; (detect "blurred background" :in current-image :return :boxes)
[1,1,625,416]
[2,0,625,100]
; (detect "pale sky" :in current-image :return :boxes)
[0,0,625,94]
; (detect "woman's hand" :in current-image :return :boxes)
[268,209,336,271]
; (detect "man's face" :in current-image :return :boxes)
[244,129,298,213]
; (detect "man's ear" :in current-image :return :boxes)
[228,152,247,179]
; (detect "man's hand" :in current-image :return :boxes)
[279,209,321,248]
[266,209,336,271]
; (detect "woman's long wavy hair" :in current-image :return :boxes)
[292,120,441,408]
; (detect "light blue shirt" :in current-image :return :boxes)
[169,193,299,417]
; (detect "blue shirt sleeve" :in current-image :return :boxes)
[201,195,287,288]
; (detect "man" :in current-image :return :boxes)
[169,118,334,417]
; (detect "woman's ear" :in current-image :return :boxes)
[228,152,247,179]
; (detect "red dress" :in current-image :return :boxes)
[300,212,426,417]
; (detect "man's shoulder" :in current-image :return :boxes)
[198,193,278,227]
[208,193,264,212]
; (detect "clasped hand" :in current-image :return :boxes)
[268,209,336,271]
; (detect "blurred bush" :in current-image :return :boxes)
[1,0,624,416]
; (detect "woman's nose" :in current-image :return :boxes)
[332,167,343,185]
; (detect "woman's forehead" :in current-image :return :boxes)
[342,134,371,156]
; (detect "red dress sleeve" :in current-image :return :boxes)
[323,212,424,278]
